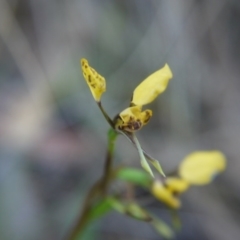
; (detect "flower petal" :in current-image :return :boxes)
[151,181,181,209]
[114,106,152,132]
[81,58,106,102]
[131,64,173,106]
[165,177,189,193]
[179,151,226,185]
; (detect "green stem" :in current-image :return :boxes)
[97,101,115,128]
[66,181,102,240]
[66,129,118,240]
[101,129,118,194]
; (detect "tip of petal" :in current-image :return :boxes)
[163,63,173,79]
[80,58,88,67]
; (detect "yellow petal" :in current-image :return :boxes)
[114,106,152,132]
[131,64,173,106]
[179,151,226,185]
[80,58,106,102]
[165,177,189,193]
[151,181,181,209]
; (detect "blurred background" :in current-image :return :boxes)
[0,0,239,239]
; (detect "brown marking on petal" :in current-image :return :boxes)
[118,125,123,130]
[91,83,96,88]
[88,75,92,83]
[134,120,142,130]
[127,119,142,131]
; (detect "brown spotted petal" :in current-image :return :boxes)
[81,58,106,102]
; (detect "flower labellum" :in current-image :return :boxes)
[114,106,152,132]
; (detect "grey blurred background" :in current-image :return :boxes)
[0,0,239,239]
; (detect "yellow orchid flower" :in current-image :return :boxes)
[80,58,172,177]
[151,150,226,209]
[151,180,181,209]
[81,58,106,102]
[179,151,226,185]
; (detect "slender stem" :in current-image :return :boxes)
[101,129,118,194]
[66,129,118,240]
[66,181,102,240]
[97,101,115,128]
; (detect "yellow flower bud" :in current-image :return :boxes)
[165,177,189,193]
[151,180,181,209]
[131,64,173,106]
[179,151,226,185]
[81,58,106,102]
[114,105,152,132]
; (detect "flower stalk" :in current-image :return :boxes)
[66,129,118,240]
